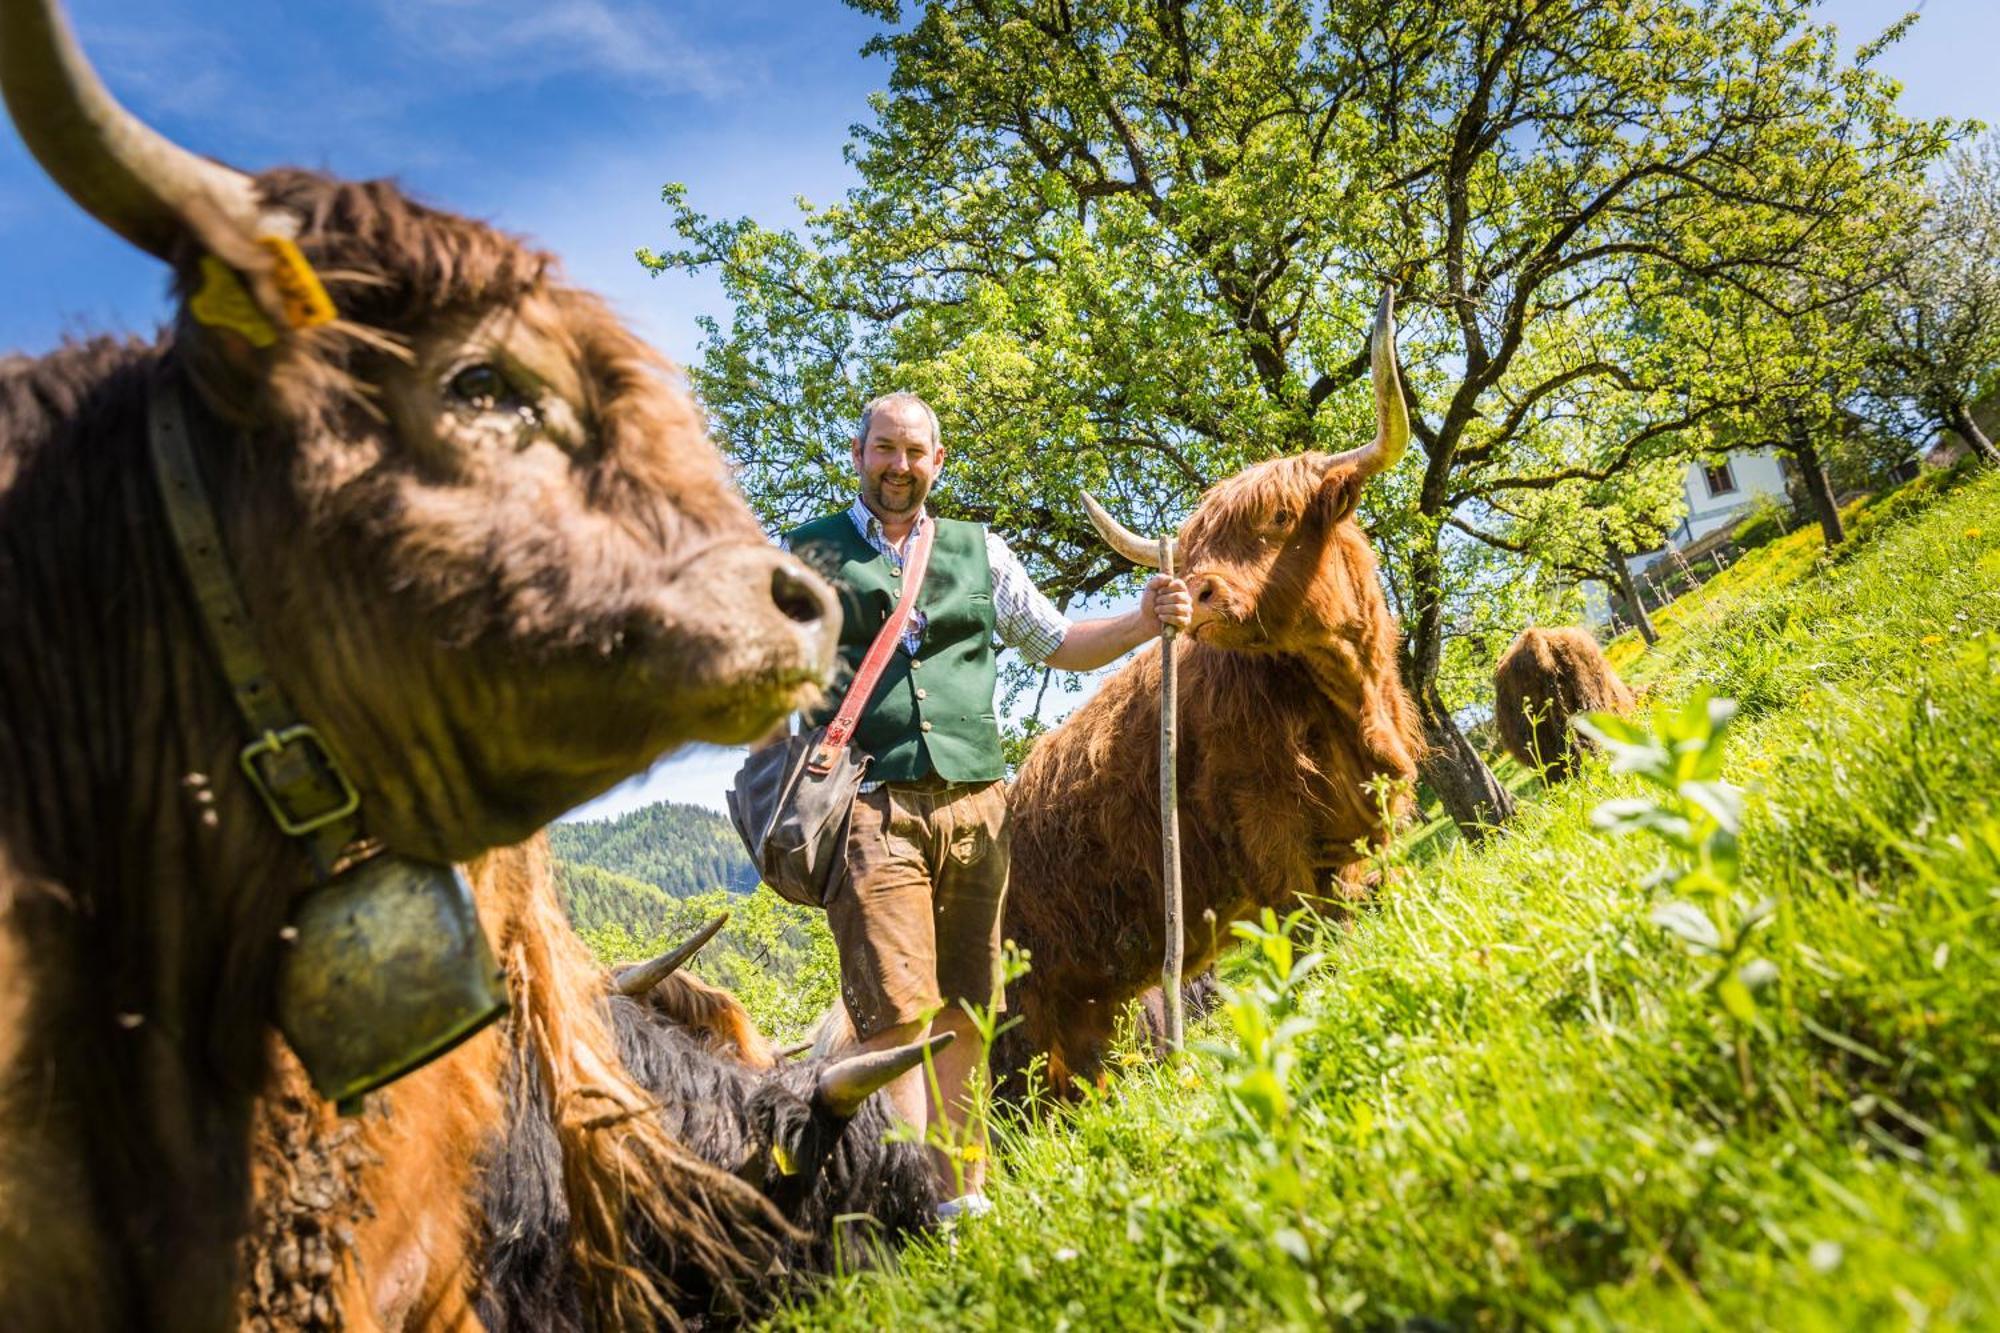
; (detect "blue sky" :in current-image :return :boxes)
[3,0,1994,818]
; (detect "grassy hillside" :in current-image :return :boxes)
[551,796,841,1041]
[769,466,2000,1330]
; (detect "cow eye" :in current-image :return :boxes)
[1270,508,1294,529]
[447,364,510,409]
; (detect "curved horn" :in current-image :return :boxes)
[815,1030,957,1120]
[1,0,262,259]
[1081,491,1162,570]
[612,912,729,997]
[1323,284,1410,480]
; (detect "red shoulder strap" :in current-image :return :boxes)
[809,517,935,770]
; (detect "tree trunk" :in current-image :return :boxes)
[1416,685,1516,843]
[1950,400,2000,467]
[1787,424,1845,547]
[1405,515,1516,842]
[1610,552,1657,645]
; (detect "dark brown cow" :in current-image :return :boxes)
[0,2,837,1326]
[252,836,935,1331]
[997,290,1424,1092]
[480,916,943,1329]
[243,839,816,1332]
[1492,625,1636,781]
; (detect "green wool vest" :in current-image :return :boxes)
[788,511,1005,784]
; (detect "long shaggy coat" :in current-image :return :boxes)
[0,163,821,1328]
[998,452,1424,1091]
[242,837,794,1331]
[1492,626,1635,781]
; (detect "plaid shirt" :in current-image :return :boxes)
[833,496,1073,664]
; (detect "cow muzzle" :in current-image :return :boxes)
[644,544,841,738]
[1184,571,1245,636]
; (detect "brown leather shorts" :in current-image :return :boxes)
[826,778,1009,1041]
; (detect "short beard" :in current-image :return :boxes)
[866,476,926,516]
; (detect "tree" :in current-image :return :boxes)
[1697,261,1924,550]
[645,0,1950,838]
[1868,135,2000,467]
[1463,457,1690,646]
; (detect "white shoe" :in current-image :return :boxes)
[934,1192,993,1224]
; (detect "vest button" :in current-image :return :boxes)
[910,658,922,670]
[915,688,927,700]
[920,721,933,733]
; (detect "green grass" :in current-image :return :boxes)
[1603,465,1975,682]
[765,467,2000,1331]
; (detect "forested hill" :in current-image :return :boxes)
[553,862,685,937]
[549,800,756,935]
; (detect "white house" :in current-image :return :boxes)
[1581,449,1791,629]
[1648,449,1790,558]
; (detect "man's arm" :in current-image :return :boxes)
[1042,575,1192,672]
[986,530,1191,672]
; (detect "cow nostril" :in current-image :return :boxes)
[770,565,825,626]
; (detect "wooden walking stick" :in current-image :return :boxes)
[1157,531,1185,1054]
[1079,491,1188,1055]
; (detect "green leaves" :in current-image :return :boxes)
[1583,687,1779,1091]
[1648,899,1720,952]
[1582,691,1746,890]
[646,0,1952,791]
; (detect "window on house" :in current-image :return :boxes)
[1703,460,1737,498]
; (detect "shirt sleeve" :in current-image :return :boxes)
[984,530,1074,664]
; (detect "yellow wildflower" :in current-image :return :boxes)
[1921,634,1945,646]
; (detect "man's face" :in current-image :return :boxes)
[852,401,945,519]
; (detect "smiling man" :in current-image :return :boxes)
[787,390,1189,1216]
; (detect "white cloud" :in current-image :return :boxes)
[379,0,743,99]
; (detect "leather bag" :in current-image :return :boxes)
[726,520,934,907]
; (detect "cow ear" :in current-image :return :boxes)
[1318,465,1365,525]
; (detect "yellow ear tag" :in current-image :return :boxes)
[190,255,279,348]
[770,1141,799,1177]
[255,234,337,330]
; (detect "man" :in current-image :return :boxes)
[787,391,1190,1216]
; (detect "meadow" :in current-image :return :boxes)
[757,464,2000,1330]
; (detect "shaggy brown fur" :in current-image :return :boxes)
[1492,626,1635,781]
[242,837,794,1331]
[999,452,1424,1091]
[618,970,780,1070]
[0,161,829,1329]
[481,956,937,1329]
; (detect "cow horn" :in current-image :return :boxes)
[612,912,729,997]
[1081,491,1162,570]
[1323,284,1410,480]
[0,0,263,260]
[815,1030,957,1120]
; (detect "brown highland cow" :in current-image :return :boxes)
[0,1,840,1326]
[996,289,1425,1092]
[1492,626,1635,781]
[246,839,937,1331]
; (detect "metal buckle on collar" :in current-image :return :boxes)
[806,743,840,777]
[239,725,362,836]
